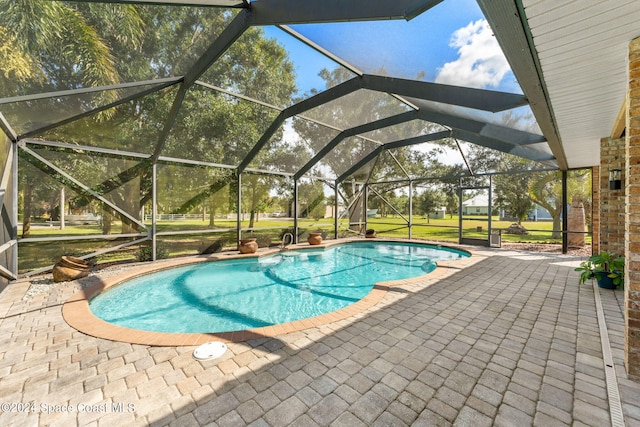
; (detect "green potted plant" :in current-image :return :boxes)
[575,252,624,289]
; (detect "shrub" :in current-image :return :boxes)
[200,239,227,254]
[137,244,169,262]
[255,234,272,248]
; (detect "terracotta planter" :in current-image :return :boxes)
[58,255,90,270]
[365,229,376,238]
[52,265,90,282]
[307,232,323,245]
[52,256,90,282]
[238,238,258,254]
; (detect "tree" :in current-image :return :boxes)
[494,172,535,224]
[445,193,458,219]
[148,21,296,227]
[2,1,145,234]
[9,5,298,237]
[528,171,563,238]
[0,1,144,95]
[469,149,539,225]
[298,181,326,220]
[242,174,276,229]
[528,169,592,239]
[416,188,446,223]
[0,26,42,95]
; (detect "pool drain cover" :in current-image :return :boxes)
[193,342,227,361]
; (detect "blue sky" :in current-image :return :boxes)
[262,0,521,96]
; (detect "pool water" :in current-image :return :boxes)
[89,241,469,333]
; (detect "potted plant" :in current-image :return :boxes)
[575,252,624,289]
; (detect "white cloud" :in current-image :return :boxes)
[435,19,511,89]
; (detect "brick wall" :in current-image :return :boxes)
[626,37,640,381]
[592,166,600,254]
[599,137,626,256]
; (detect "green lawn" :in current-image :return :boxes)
[17,215,590,272]
[365,215,590,244]
[21,215,588,244]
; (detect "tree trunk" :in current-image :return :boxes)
[120,179,140,234]
[552,215,562,239]
[208,200,216,227]
[248,210,255,229]
[59,187,65,230]
[22,182,32,238]
[101,208,112,235]
[342,182,361,232]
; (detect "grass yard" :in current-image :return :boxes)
[17,215,590,272]
[366,215,590,244]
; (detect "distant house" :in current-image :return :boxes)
[428,207,446,219]
[462,194,489,215]
[529,206,553,221]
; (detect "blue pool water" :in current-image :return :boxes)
[89,241,469,333]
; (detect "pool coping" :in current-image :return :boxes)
[62,238,472,346]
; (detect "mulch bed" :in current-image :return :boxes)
[500,242,591,257]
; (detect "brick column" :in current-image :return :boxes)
[592,166,600,254]
[599,138,626,255]
[626,37,640,381]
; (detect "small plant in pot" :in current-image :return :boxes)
[575,252,624,289]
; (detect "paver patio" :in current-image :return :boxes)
[0,246,639,426]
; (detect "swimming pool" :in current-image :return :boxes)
[89,241,469,334]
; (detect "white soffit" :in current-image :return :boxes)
[521,0,640,169]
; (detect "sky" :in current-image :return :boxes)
[259,0,538,175]
[262,0,521,97]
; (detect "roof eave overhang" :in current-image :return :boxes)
[476,0,568,170]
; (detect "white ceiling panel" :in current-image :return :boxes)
[521,0,640,168]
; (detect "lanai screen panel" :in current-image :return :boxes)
[285,2,491,83]
[200,26,356,108]
[0,134,14,276]
[322,136,381,178]
[240,172,293,247]
[2,3,239,98]
[17,159,143,271]
[162,86,280,165]
[25,145,147,227]
[456,140,551,175]
[156,164,236,232]
[277,117,341,177]
[296,177,334,237]
[358,120,447,145]
[0,82,173,137]
[18,239,142,274]
[34,85,180,154]
[248,117,341,175]
[301,89,412,131]
[520,142,554,158]
[418,99,543,134]
[18,159,86,235]
[338,154,381,185]
[337,184,364,237]
[367,181,411,238]
[381,139,468,181]
[366,150,410,183]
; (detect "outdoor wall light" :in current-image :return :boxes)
[609,169,622,190]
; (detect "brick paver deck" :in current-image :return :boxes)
[1,246,639,426]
